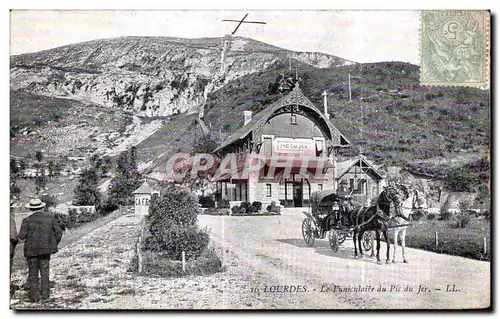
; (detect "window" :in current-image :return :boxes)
[315,140,324,157]
[290,114,297,125]
[318,184,323,191]
[263,137,272,157]
[357,179,367,195]
[266,184,272,197]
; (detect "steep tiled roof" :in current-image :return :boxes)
[214,85,350,152]
[336,156,384,179]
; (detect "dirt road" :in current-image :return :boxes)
[10,210,489,310]
[199,209,490,309]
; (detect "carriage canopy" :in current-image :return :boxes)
[310,190,341,212]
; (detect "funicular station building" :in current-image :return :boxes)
[212,85,386,209]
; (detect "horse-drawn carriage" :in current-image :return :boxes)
[302,186,414,263]
[301,190,373,253]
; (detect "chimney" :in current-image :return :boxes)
[244,111,253,126]
[322,91,330,119]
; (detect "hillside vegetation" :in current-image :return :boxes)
[10,90,133,158]
[205,62,489,161]
[137,61,489,193]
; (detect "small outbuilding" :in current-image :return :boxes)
[335,156,384,206]
[133,181,160,216]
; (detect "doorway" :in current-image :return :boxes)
[293,181,303,207]
[279,174,309,207]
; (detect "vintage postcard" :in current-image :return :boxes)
[9,10,491,310]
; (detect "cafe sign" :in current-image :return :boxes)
[273,138,315,155]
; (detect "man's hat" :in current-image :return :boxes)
[25,198,46,210]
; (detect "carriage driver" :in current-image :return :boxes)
[336,181,354,227]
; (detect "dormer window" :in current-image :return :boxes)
[290,114,297,125]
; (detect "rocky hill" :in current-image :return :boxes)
[10,36,354,117]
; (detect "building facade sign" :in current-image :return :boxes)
[274,138,315,155]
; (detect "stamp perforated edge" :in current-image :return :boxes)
[419,10,491,90]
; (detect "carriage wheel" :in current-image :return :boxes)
[302,218,316,247]
[329,230,340,253]
[362,232,373,251]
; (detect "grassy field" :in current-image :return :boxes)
[10,90,75,132]
[403,217,491,261]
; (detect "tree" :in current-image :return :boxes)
[446,167,480,192]
[10,158,19,177]
[73,168,101,207]
[107,175,141,206]
[130,146,137,172]
[40,194,58,209]
[18,159,27,174]
[10,178,21,200]
[47,160,61,178]
[193,134,219,154]
[107,148,142,207]
[34,170,48,195]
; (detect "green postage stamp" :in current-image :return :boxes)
[420,10,490,89]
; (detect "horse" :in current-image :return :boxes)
[350,185,407,264]
[391,184,411,263]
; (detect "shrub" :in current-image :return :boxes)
[99,200,118,216]
[426,213,436,220]
[231,205,240,215]
[54,213,72,231]
[145,187,210,261]
[266,201,281,214]
[144,225,210,261]
[238,207,247,214]
[198,195,215,208]
[454,212,471,228]
[240,202,252,213]
[251,201,263,212]
[40,194,58,209]
[147,186,199,227]
[205,208,230,215]
[439,211,453,221]
[445,167,481,192]
[410,210,425,221]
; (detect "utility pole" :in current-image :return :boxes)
[348,73,352,102]
[322,90,330,119]
[221,13,267,74]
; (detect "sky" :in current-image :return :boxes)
[10,10,420,64]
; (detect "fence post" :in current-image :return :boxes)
[137,236,143,275]
[182,251,186,272]
[137,220,144,275]
[435,231,438,249]
[483,237,487,255]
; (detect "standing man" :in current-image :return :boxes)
[18,198,62,302]
[10,201,18,283]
